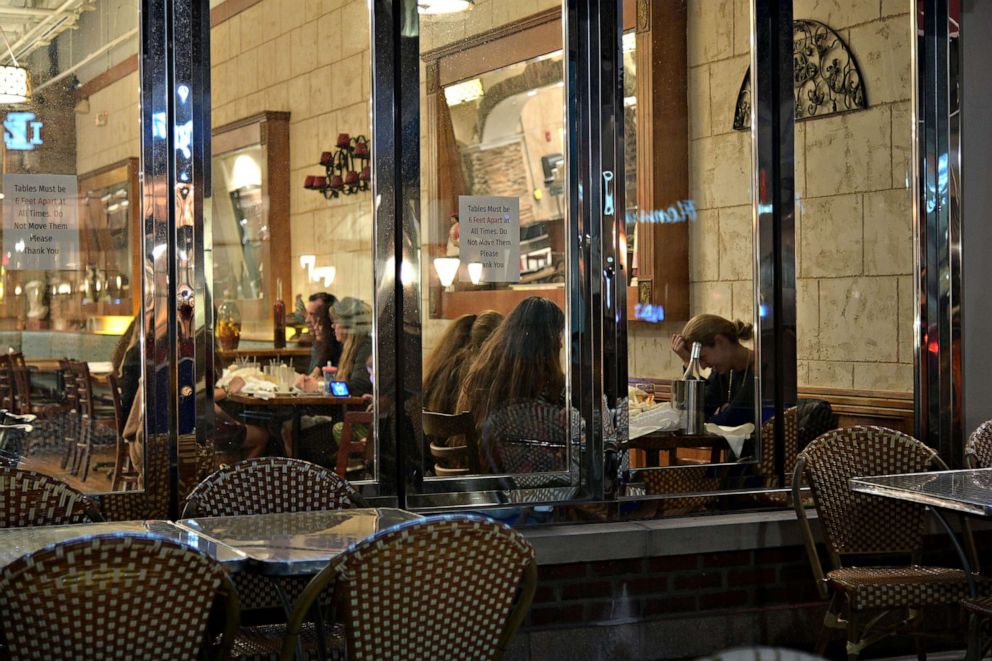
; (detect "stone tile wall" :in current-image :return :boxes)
[76,72,141,175]
[632,0,914,393]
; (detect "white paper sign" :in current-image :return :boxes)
[3,174,79,270]
[459,195,520,283]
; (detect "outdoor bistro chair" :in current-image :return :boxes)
[792,425,988,659]
[0,465,102,527]
[964,419,992,469]
[182,457,364,630]
[0,534,239,660]
[274,514,536,661]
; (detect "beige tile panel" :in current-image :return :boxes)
[688,0,734,67]
[853,362,913,392]
[806,360,854,389]
[796,278,819,360]
[306,0,323,22]
[317,110,340,155]
[864,189,913,275]
[240,3,264,52]
[317,10,344,67]
[227,14,241,56]
[689,209,719,282]
[280,0,307,35]
[260,0,281,36]
[212,20,229,64]
[288,74,311,123]
[804,105,891,197]
[898,275,915,364]
[795,123,806,199]
[733,0,749,56]
[463,0,494,41]
[890,101,912,190]
[256,39,279,90]
[337,101,371,140]
[719,205,752,281]
[264,81,290,112]
[689,132,752,209]
[340,0,370,60]
[322,0,347,13]
[796,360,811,387]
[309,65,334,115]
[708,55,748,136]
[290,117,320,172]
[237,49,260,96]
[880,0,911,17]
[792,0,879,29]
[291,211,316,254]
[818,275,899,362]
[799,193,862,278]
[291,22,319,79]
[628,322,684,381]
[849,14,912,105]
[332,53,365,109]
[688,65,711,140]
[691,281,733,320]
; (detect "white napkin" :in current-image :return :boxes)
[240,377,278,400]
[704,422,755,458]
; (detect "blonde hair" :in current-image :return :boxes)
[681,314,753,347]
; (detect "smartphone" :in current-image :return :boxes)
[329,381,350,397]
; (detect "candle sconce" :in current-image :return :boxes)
[303,133,371,199]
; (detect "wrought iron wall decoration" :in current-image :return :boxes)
[733,19,867,131]
[303,133,371,198]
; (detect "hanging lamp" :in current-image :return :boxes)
[0,24,30,104]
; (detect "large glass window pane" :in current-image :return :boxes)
[1,0,143,496]
[207,0,376,485]
[624,0,757,509]
[793,2,915,437]
[418,3,574,486]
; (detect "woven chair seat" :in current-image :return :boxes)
[828,565,989,611]
[233,622,345,660]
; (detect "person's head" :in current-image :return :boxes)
[467,310,503,349]
[422,314,478,413]
[331,297,372,379]
[306,292,336,337]
[680,314,753,374]
[458,297,565,427]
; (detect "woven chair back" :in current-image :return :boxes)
[479,400,576,474]
[0,466,102,527]
[0,535,234,659]
[757,406,799,488]
[640,466,720,512]
[965,420,992,468]
[181,456,360,517]
[799,425,936,556]
[331,515,535,660]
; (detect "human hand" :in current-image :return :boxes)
[671,334,690,363]
[227,376,246,394]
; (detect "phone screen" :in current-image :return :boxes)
[330,381,350,397]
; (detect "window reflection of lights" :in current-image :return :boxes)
[152,112,167,139]
[417,0,474,14]
[57,283,71,295]
[107,203,120,213]
[533,50,563,63]
[0,65,30,104]
[444,78,483,106]
[177,84,190,103]
[14,240,24,253]
[622,32,636,53]
[230,153,262,189]
[467,261,483,284]
[152,244,167,259]
[634,303,665,323]
[400,260,416,286]
[13,285,21,296]
[433,257,459,287]
[313,266,336,287]
[623,96,636,107]
[239,218,248,225]
[527,90,538,97]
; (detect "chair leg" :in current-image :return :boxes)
[846,609,860,660]
[78,420,93,482]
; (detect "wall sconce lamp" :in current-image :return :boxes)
[433,257,460,288]
[303,133,371,199]
[312,266,336,287]
[467,261,483,284]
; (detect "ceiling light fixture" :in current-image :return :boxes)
[418,0,475,15]
[0,26,29,104]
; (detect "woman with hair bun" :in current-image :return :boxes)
[671,313,755,426]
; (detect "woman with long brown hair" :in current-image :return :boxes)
[330,297,373,397]
[457,297,564,429]
[423,311,504,414]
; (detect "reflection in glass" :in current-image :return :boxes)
[420,4,571,484]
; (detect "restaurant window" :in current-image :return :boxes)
[0,0,148,504]
[412,3,579,503]
[203,0,379,496]
[622,0,759,508]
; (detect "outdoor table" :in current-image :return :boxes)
[175,507,421,576]
[627,430,728,467]
[0,520,249,570]
[851,468,992,661]
[850,468,992,597]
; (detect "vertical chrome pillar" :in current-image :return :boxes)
[751,0,797,484]
[917,0,963,460]
[372,0,416,503]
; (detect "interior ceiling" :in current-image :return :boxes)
[0,0,95,65]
